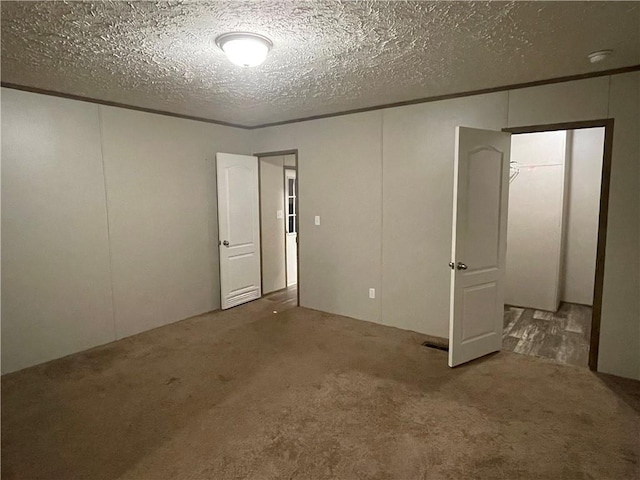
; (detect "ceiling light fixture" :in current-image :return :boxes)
[216,32,272,67]
[588,50,613,63]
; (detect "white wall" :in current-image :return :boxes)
[2,72,638,380]
[381,93,508,337]
[251,114,384,323]
[253,73,640,380]
[252,93,508,339]
[560,128,604,305]
[1,88,252,373]
[505,131,567,311]
[99,107,250,339]
[284,154,296,168]
[259,155,286,294]
[1,90,115,373]
[296,113,383,323]
[598,73,639,379]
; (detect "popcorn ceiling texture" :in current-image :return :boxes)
[2,1,638,127]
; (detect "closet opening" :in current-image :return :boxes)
[502,120,614,371]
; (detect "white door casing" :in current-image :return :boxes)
[216,153,261,309]
[449,127,511,367]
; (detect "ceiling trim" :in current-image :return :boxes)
[0,82,250,129]
[2,64,639,130]
[250,64,640,129]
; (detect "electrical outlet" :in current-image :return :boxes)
[277,210,283,219]
[369,288,376,299]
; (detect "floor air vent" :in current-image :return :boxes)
[421,341,448,352]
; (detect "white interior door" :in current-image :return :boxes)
[285,168,298,286]
[216,153,261,309]
[449,127,511,367]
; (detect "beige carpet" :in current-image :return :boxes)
[2,294,639,480]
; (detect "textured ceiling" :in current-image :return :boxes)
[2,1,639,127]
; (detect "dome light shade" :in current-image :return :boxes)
[216,32,272,67]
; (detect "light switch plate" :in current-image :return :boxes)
[277,210,283,219]
[369,288,376,299]
[315,216,321,225]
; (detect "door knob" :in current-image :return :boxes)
[457,262,467,270]
[222,240,230,247]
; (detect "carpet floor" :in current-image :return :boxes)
[2,291,639,480]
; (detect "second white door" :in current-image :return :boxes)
[216,153,261,309]
[449,127,511,367]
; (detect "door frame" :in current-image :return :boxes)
[503,119,614,372]
[255,149,300,307]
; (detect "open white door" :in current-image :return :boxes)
[449,127,511,367]
[216,153,261,309]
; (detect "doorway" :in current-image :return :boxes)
[257,150,299,306]
[502,120,613,370]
